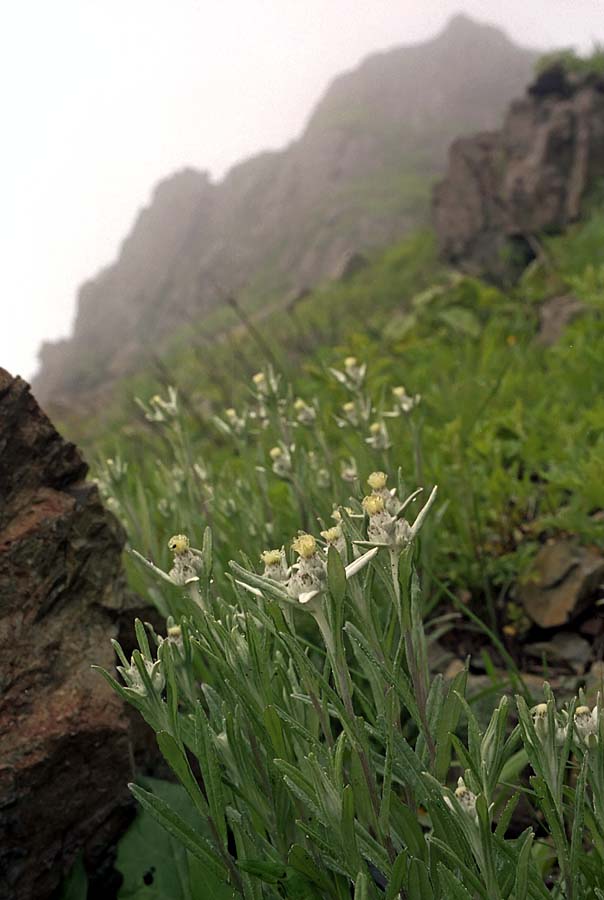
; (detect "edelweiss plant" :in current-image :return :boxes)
[95,363,604,898]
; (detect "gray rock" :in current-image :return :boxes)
[433,69,604,283]
[519,539,604,629]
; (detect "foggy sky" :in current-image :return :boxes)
[2,1,604,381]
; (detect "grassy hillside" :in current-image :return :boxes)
[82,207,604,634]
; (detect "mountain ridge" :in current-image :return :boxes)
[34,14,539,407]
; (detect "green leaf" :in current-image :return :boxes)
[156,731,210,820]
[513,828,534,900]
[570,753,588,896]
[437,306,481,338]
[119,778,230,899]
[385,850,408,900]
[436,863,473,899]
[287,844,333,892]
[237,859,286,883]
[434,666,467,781]
[341,784,362,872]
[353,871,369,900]
[407,858,433,900]
[327,545,347,603]
[263,705,288,758]
[194,703,228,846]
[495,793,520,838]
[389,795,427,862]
[128,783,225,880]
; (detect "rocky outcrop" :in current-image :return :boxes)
[433,66,604,282]
[519,539,604,629]
[33,15,538,408]
[0,369,148,900]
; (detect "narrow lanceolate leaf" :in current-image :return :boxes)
[159,640,179,735]
[263,705,287,758]
[327,544,346,603]
[434,665,467,781]
[407,857,434,900]
[385,850,408,900]
[287,844,333,893]
[128,783,226,879]
[353,871,370,900]
[341,784,362,873]
[156,730,209,819]
[378,689,395,835]
[194,703,228,846]
[495,792,520,838]
[513,828,534,900]
[436,863,473,899]
[134,617,152,658]
[570,753,588,896]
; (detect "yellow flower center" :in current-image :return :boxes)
[292,533,317,559]
[320,526,341,544]
[168,534,190,554]
[269,446,283,460]
[261,549,282,566]
[367,471,388,490]
[362,495,385,516]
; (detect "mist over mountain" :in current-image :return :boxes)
[34,15,539,406]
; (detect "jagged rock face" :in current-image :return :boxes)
[433,68,604,282]
[33,16,538,408]
[0,369,146,900]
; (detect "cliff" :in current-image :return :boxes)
[433,63,604,282]
[34,15,538,407]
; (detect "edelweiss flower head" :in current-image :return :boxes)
[269,446,283,460]
[320,524,346,556]
[344,356,357,370]
[574,704,599,743]
[166,537,203,586]
[287,533,326,604]
[260,548,289,583]
[168,534,190,555]
[293,398,316,426]
[454,777,478,820]
[362,495,385,516]
[292,533,317,559]
[366,420,390,450]
[392,385,421,413]
[252,371,269,395]
[367,471,388,491]
[532,702,549,740]
[119,655,165,697]
[261,549,282,566]
[167,625,182,638]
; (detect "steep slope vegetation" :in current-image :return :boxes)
[35,15,538,407]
